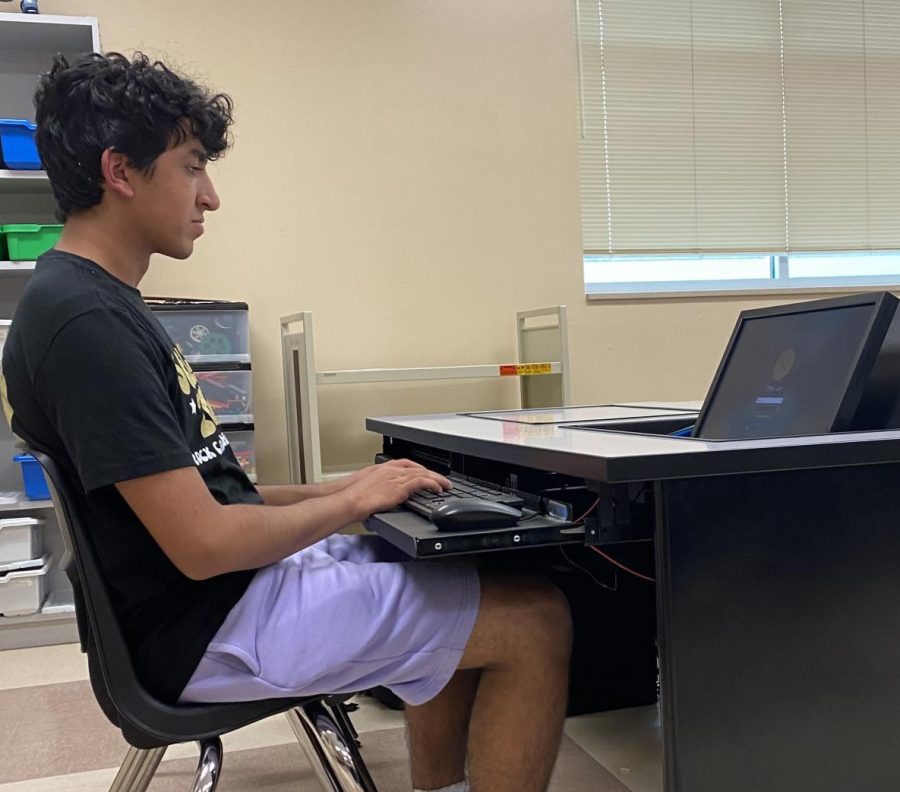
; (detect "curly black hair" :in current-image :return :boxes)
[34,52,234,221]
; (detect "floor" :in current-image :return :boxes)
[0,643,663,792]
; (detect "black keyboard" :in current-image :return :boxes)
[403,472,525,520]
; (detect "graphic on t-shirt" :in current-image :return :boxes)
[172,347,218,439]
[0,370,13,429]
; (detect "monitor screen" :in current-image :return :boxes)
[693,294,897,440]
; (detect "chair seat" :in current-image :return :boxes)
[117,694,315,750]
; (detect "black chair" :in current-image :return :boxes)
[28,448,379,792]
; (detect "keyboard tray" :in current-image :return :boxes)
[364,509,584,559]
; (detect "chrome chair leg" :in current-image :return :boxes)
[285,702,378,792]
[108,745,166,792]
[329,699,361,746]
[191,737,223,792]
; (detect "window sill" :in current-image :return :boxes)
[586,280,900,302]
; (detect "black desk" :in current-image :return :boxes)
[365,403,900,792]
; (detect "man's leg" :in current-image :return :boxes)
[405,573,572,792]
[405,669,481,789]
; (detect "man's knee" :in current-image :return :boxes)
[461,573,572,670]
[524,578,572,658]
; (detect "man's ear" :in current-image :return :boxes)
[99,148,135,199]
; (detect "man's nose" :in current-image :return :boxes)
[199,173,221,212]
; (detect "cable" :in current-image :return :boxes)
[516,511,544,523]
[559,545,617,591]
[590,546,655,583]
[573,496,600,525]
[565,493,654,583]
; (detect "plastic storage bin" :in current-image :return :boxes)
[2,224,63,261]
[196,369,253,423]
[225,428,256,481]
[148,300,250,364]
[0,517,43,564]
[0,556,51,616]
[0,119,40,170]
[13,454,51,500]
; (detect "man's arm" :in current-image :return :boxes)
[115,458,448,580]
[255,462,417,506]
[255,482,333,505]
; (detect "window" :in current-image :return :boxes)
[575,0,900,296]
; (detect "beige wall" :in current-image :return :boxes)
[5,1,854,480]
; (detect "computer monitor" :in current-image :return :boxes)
[692,292,900,440]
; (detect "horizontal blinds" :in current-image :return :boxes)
[576,0,900,256]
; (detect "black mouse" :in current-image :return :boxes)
[430,498,522,532]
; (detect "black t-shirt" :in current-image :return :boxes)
[1,250,259,703]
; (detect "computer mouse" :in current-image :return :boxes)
[430,498,522,532]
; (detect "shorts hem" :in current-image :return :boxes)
[389,565,480,706]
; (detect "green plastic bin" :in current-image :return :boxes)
[1,224,63,261]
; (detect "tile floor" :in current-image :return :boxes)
[0,642,662,792]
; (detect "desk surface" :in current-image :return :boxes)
[367,402,900,482]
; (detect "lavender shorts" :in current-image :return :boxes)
[179,533,480,706]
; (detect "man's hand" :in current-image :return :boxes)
[338,459,451,520]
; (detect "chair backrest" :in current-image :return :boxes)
[28,448,299,749]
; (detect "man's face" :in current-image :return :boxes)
[128,135,221,260]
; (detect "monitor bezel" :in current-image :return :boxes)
[692,291,899,440]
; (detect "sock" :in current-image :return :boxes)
[413,783,468,792]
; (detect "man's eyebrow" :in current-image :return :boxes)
[189,148,209,163]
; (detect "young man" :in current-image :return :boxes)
[1,53,572,792]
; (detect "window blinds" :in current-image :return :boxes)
[575,0,900,256]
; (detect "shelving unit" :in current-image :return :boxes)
[0,12,99,650]
[148,300,258,485]
[281,306,570,484]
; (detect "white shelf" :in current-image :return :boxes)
[0,496,53,512]
[0,606,77,651]
[0,261,36,272]
[0,13,99,52]
[0,608,73,627]
[0,170,50,194]
[0,169,47,179]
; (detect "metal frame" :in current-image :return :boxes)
[281,306,571,483]
[281,312,321,486]
[104,699,377,792]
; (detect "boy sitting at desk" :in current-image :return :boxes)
[0,52,572,792]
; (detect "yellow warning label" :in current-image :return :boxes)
[499,363,553,376]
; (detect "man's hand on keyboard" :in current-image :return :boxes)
[339,459,452,520]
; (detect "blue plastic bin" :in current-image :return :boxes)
[0,119,41,170]
[13,454,50,500]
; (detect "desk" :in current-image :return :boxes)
[365,403,900,792]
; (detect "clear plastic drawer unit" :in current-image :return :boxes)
[148,299,250,364]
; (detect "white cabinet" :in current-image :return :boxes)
[0,12,99,649]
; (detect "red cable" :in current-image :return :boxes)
[590,546,655,583]
[572,496,656,582]
[573,497,601,524]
